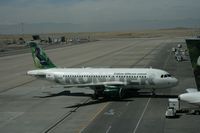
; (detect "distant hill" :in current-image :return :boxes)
[0,18,199,34]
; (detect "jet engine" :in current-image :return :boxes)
[103,86,125,99]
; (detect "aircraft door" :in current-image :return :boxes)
[147,73,156,88]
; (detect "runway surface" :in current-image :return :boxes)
[0,37,199,133]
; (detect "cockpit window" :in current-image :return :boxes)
[167,74,171,77]
[161,74,172,78]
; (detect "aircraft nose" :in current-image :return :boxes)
[169,77,178,87]
[178,94,183,101]
[178,93,189,102]
[173,78,179,86]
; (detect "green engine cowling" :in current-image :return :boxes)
[103,86,125,99]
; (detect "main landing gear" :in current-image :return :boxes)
[152,88,156,96]
[92,90,103,100]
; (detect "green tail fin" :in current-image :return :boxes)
[29,42,56,69]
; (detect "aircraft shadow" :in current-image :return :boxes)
[34,90,178,99]
[33,90,178,108]
[34,90,92,98]
[65,98,133,108]
[125,91,178,98]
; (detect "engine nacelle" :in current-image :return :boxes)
[103,86,125,99]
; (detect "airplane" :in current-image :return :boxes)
[27,42,178,99]
[179,88,200,106]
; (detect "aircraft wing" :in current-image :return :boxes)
[186,88,198,93]
[63,81,126,88]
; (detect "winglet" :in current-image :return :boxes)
[29,42,56,69]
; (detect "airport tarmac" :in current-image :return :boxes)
[0,37,199,133]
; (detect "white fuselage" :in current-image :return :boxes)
[179,92,200,106]
[27,68,178,89]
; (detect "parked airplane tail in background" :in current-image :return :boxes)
[29,42,56,69]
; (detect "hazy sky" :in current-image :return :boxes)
[0,0,200,31]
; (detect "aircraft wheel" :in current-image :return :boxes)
[92,94,98,100]
[119,88,126,99]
